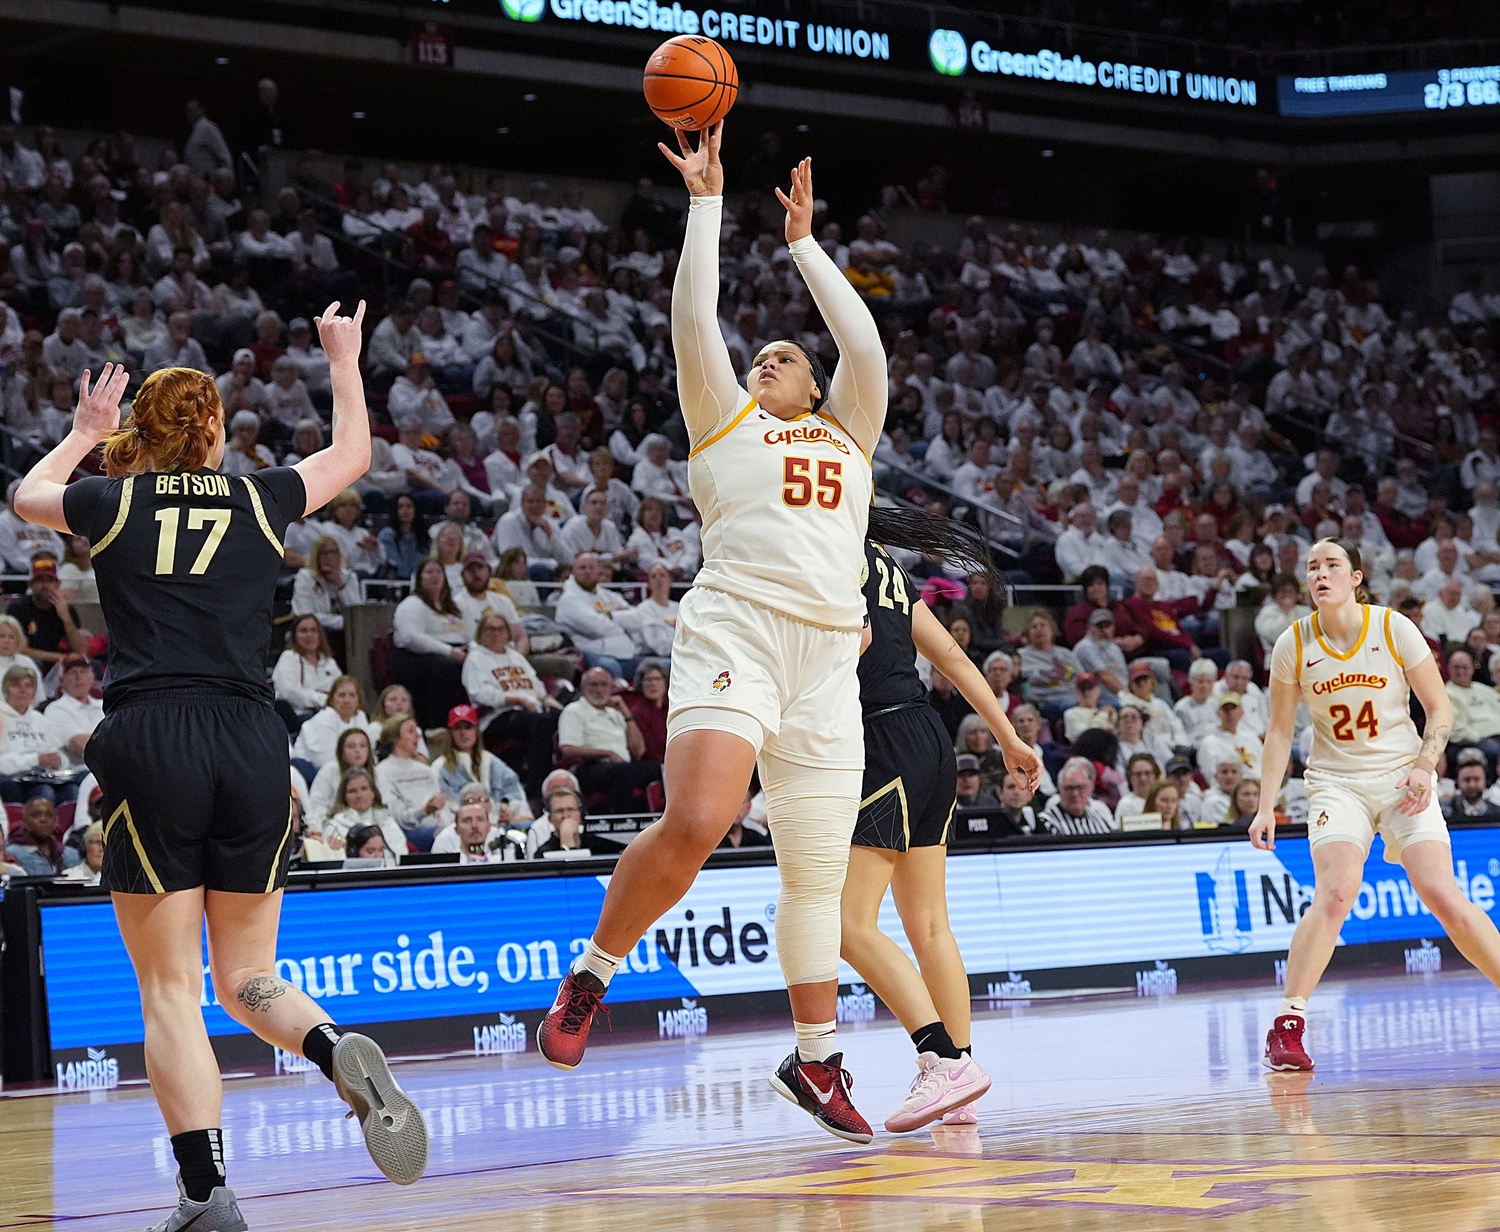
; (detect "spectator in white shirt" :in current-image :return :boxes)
[1099,510,1150,587]
[368,302,422,380]
[555,552,641,679]
[44,654,104,770]
[628,497,701,581]
[292,675,369,772]
[219,410,276,476]
[1173,658,1221,745]
[391,559,469,728]
[142,310,210,375]
[273,614,343,723]
[630,433,693,522]
[1195,693,1263,780]
[622,563,678,659]
[374,715,452,850]
[283,316,332,396]
[451,552,525,644]
[1461,427,1500,495]
[1105,474,1162,551]
[1446,652,1500,768]
[387,353,455,437]
[1423,578,1482,646]
[558,489,633,574]
[264,355,317,429]
[291,536,364,632]
[491,484,563,576]
[391,422,457,508]
[557,667,661,813]
[1215,660,1269,739]
[1415,540,1470,601]
[1053,502,1111,583]
[1293,448,1348,509]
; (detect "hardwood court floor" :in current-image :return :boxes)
[6,969,1500,1230]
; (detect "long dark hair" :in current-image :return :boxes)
[1312,536,1371,604]
[866,504,995,581]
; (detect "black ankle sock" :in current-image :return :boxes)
[171,1128,225,1203]
[302,1022,343,1082]
[910,1021,963,1061]
[955,1044,972,1058]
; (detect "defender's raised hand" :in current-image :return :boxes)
[658,122,724,198]
[775,157,815,244]
[73,363,130,444]
[316,300,367,367]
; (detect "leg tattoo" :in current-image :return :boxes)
[237,974,291,1013]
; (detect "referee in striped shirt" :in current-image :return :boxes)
[1038,757,1118,835]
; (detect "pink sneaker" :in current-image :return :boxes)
[884,1052,991,1133]
[941,1102,978,1126]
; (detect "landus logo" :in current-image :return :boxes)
[475,1012,529,1055]
[1136,960,1178,996]
[56,1046,119,1090]
[836,983,876,1023]
[273,1048,319,1075]
[988,971,1032,998]
[659,997,710,1038]
[1405,938,1442,974]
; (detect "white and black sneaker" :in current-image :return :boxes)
[331,1032,430,1185]
[146,1174,248,1231]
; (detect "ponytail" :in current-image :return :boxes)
[101,367,223,477]
[866,503,996,582]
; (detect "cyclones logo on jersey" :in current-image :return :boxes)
[763,424,850,455]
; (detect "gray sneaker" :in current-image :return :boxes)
[331,1032,429,1186]
[146,1174,248,1231]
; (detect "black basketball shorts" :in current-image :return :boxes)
[851,703,957,852]
[85,691,295,894]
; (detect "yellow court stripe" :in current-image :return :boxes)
[240,477,285,555]
[1311,604,1370,661]
[1385,606,1406,668]
[90,476,134,554]
[688,399,758,459]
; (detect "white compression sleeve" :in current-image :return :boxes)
[672,196,750,446]
[788,235,888,458]
[760,751,861,986]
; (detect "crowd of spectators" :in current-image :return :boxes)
[2,80,1500,876]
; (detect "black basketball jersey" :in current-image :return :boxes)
[63,467,306,709]
[857,542,925,714]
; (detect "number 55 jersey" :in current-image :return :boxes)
[1269,604,1432,777]
[64,467,306,708]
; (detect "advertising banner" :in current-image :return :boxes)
[40,833,1500,1068]
[1278,64,1500,116]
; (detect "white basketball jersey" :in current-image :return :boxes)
[687,401,872,629]
[1269,604,1433,777]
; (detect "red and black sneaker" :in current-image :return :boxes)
[1263,1015,1314,1071]
[537,969,609,1071]
[769,1051,874,1144]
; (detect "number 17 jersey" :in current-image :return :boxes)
[1269,604,1432,777]
[64,467,306,709]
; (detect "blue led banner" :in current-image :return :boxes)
[39,832,1500,1055]
[1278,65,1500,116]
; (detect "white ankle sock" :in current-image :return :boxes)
[573,940,625,987]
[1280,996,1308,1020]
[795,1019,839,1063]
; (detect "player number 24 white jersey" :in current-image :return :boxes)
[1269,604,1432,777]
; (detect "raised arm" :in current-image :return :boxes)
[14,364,130,532]
[660,125,748,445]
[780,159,887,457]
[911,599,1042,794]
[293,301,371,516]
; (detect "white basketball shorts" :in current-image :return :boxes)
[1304,764,1450,865]
[666,586,863,769]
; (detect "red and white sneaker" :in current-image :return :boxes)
[884,1052,992,1133]
[1263,1015,1313,1071]
[537,969,609,1070]
[769,1051,874,1144]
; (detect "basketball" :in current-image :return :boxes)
[643,35,738,130]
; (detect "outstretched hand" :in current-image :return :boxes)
[316,300,367,367]
[657,123,724,198]
[774,157,815,244]
[73,364,130,445]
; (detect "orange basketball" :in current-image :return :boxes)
[643,36,738,131]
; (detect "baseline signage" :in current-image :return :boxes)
[39,831,1500,1064]
[1278,64,1500,116]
